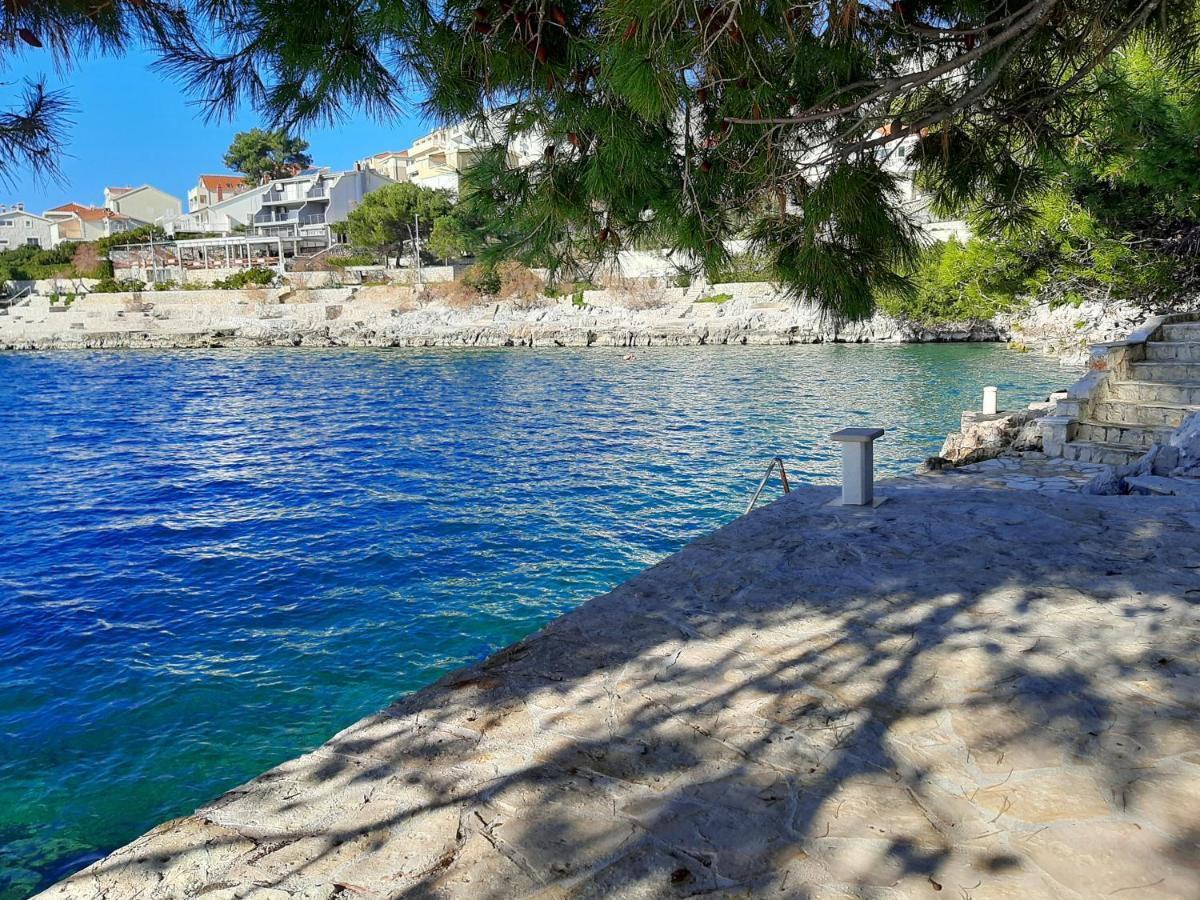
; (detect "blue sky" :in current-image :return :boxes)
[4,46,429,212]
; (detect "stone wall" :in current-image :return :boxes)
[0,278,1153,354]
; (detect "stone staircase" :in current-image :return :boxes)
[1049,317,1200,466]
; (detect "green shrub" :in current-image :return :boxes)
[95,225,167,253]
[91,277,146,293]
[0,242,81,281]
[327,251,379,269]
[460,263,502,297]
[153,280,177,291]
[696,292,733,304]
[210,266,277,289]
[710,254,773,284]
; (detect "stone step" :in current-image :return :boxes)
[1074,420,1176,449]
[1128,362,1200,383]
[1110,380,1200,405]
[1144,341,1200,362]
[1160,322,1200,341]
[1059,440,1145,467]
[1090,399,1199,428]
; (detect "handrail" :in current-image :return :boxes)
[1,285,34,308]
[745,456,790,515]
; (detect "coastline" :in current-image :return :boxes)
[0,281,1149,363]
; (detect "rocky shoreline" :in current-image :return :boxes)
[0,280,1153,361]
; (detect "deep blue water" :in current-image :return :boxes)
[0,345,1069,897]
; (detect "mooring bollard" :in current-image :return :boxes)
[982,385,998,415]
[830,427,885,506]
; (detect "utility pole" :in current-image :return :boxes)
[413,214,423,287]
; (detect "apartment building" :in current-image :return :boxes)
[0,205,59,249]
[187,175,250,214]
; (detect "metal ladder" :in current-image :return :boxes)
[745,456,790,515]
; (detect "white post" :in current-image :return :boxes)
[983,386,998,415]
[830,428,885,506]
[413,214,423,287]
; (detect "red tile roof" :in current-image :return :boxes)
[199,174,247,192]
[106,186,134,196]
[45,202,129,222]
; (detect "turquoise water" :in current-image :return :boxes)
[0,345,1069,897]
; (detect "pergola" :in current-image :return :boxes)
[111,235,287,282]
[172,235,286,274]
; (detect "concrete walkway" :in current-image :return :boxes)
[40,479,1200,899]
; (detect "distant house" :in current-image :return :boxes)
[187,175,249,214]
[249,166,395,249]
[403,110,545,194]
[405,125,486,193]
[0,205,59,249]
[180,166,395,255]
[358,151,409,184]
[103,184,183,225]
[44,203,140,243]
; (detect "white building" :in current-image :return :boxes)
[0,205,59,249]
[44,203,141,243]
[403,109,546,194]
[358,151,409,184]
[103,185,183,225]
[187,175,250,215]
[180,166,394,255]
[870,130,971,242]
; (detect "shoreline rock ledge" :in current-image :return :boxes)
[0,281,1151,359]
[36,476,1200,899]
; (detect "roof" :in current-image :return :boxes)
[0,208,51,222]
[106,187,134,196]
[199,174,247,191]
[45,202,130,222]
[371,151,408,159]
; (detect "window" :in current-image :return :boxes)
[25,219,31,228]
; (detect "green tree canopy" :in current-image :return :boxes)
[9,1,1200,317]
[427,215,481,261]
[338,183,455,254]
[881,36,1200,323]
[158,0,1199,317]
[222,128,313,184]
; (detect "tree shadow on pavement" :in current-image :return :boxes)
[40,484,1200,898]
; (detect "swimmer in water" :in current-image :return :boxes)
[624,351,637,361]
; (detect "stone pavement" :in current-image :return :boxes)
[39,482,1200,899]
[910,455,1109,493]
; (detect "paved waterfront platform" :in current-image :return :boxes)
[42,479,1200,898]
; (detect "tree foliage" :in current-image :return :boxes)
[222,128,312,183]
[9,1,1200,317]
[881,37,1200,324]
[156,0,1200,317]
[0,1,190,183]
[337,182,455,254]
[427,214,480,261]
